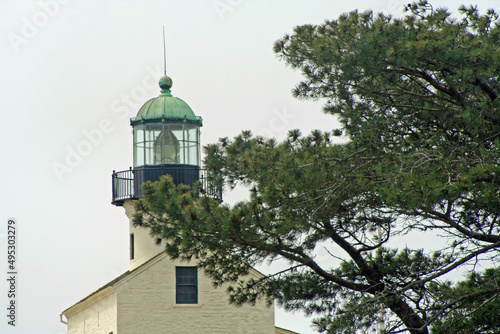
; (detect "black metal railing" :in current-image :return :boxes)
[112,165,223,206]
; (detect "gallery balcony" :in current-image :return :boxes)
[112,165,222,206]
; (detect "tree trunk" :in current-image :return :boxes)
[385,294,428,334]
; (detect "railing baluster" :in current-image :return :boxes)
[112,167,222,206]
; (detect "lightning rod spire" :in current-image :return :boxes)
[163,26,167,76]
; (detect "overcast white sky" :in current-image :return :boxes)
[0,1,498,333]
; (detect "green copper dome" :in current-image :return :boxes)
[130,75,202,126]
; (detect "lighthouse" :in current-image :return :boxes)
[111,75,220,270]
[61,74,294,334]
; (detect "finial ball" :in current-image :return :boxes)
[159,75,173,90]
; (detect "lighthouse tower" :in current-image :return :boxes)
[61,74,294,334]
[111,75,218,270]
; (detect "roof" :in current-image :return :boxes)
[275,326,301,334]
[130,75,202,126]
[61,252,166,316]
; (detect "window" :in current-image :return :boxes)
[130,234,134,260]
[133,123,201,167]
[176,267,197,304]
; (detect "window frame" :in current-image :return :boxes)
[130,233,134,260]
[133,122,201,167]
[175,266,198,304]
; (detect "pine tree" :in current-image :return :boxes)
[134,2,500,333]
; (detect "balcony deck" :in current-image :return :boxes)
[112,165,222,206]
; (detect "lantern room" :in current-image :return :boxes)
[131,76,202,167]
[111,75,221,206]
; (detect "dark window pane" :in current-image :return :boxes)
[176,267,197,304]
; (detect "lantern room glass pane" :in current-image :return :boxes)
[169,125,183,164]
[133,125,145,167]
[184,127,199,166]
[155,124,180,164]
[145,124,163,165]
[134,122,200,167]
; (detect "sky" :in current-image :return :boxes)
[0,0,498,333]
